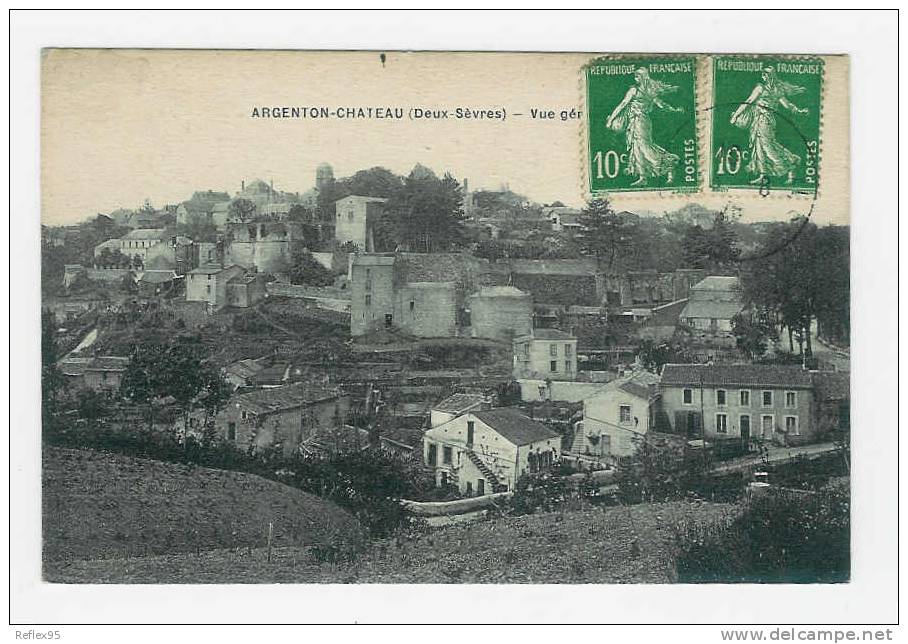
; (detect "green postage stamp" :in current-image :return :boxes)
[710,56,823,193]
[586,56,699,194]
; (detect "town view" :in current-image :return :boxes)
[41,162,850,583]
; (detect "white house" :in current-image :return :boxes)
[423,408,561,496]
[575,370,661,460]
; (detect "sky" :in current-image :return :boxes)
[41,49,849,226]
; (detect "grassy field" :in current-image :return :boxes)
[43,447,365,572]
[45,497,736,584]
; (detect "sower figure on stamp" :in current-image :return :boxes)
[605,67,683,187]
[730,66,809,186]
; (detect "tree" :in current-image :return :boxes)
[739,217,835,358]
[579,198,639,271]
[680,209,740,272]
[41,309,66,426]
[732,310,777,360]
[383,166,465,252]
[287,247,335,286]
[637,338,693,373]
[228,198,257,223]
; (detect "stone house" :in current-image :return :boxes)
[349,254,458,338]
[334,195,387,251]
[512,328,578,381]
[575,370,661,460]
[468,286,533,342]
[659,364,815,445]
[195,383,350,457]
[423,407,561,496]
[60,356,130,393]
[185,264,245,309]
[679,276,746,338]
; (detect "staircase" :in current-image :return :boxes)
[571,421,586,454]
[464,449,505,492]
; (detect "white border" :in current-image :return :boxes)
[8,7,900,630]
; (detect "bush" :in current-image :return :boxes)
[675,486,850,583]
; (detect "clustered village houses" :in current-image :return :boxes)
[48,163,850,499]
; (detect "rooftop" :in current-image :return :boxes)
[353,254,397,267]
[507,258,598,276]
[692,276,741,292]
[660,364,813,389]
[85,356,129,371]
[432,393,487,414]
[337,195,388,205]
[232,382,339,415]
[123,228,167,241]
[473,408,560,446]
[473,285,529,298]
[680,300,746,320]
[515,328,575,341]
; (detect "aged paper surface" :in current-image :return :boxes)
[39,48,852,588]
[42,50,848,225]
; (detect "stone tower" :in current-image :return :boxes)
[316,163,335,192]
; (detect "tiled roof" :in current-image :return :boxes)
[507,258,598,276]
[123,228,167,240]
[516,328,575,341]
[661,364,813,389]
[139,270,176,284]
[86,356,130,372]
[233,383,339,415]
[473,286,528,298]
[225,359,264,380]
[433,393,486,414]
[691,276,740,291]
[353,254,397,267]
[680,300,745,320]
[473,408,560,446]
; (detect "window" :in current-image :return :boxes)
[365,279,372,292]
[427,442,437,466]
[466,481,473,496]
[409,300,415,312]
[619,405,632,424]
[565,360,572,372]
[440,471,448,486]
[549,344,558,357]
[683,388,693,405]
[348,212,354,221]
[785,391,797,408]
[523,343,530,358]
[762,390,773,407]
[785,416,800,435]
[477,479,485,496]
[739,390,750,407]
[564,344,573,356]
[550,360,558,372]
[715,413,728,433]
[206,284,211,295]
[241,411,248,421]
[716,389,727,406]
[442,446,452,465]
[761,415,774,437]
[466,421,475,447]
[364,294,371,306]
[227,422,236,441]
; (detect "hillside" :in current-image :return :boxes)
[46,498,735,583]
[42,447,364,570]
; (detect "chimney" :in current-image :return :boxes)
[241,180,245,192]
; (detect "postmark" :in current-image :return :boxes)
[710,56,823,194]
[586,56,700,194]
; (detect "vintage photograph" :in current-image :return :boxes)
[38,48,851,586]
